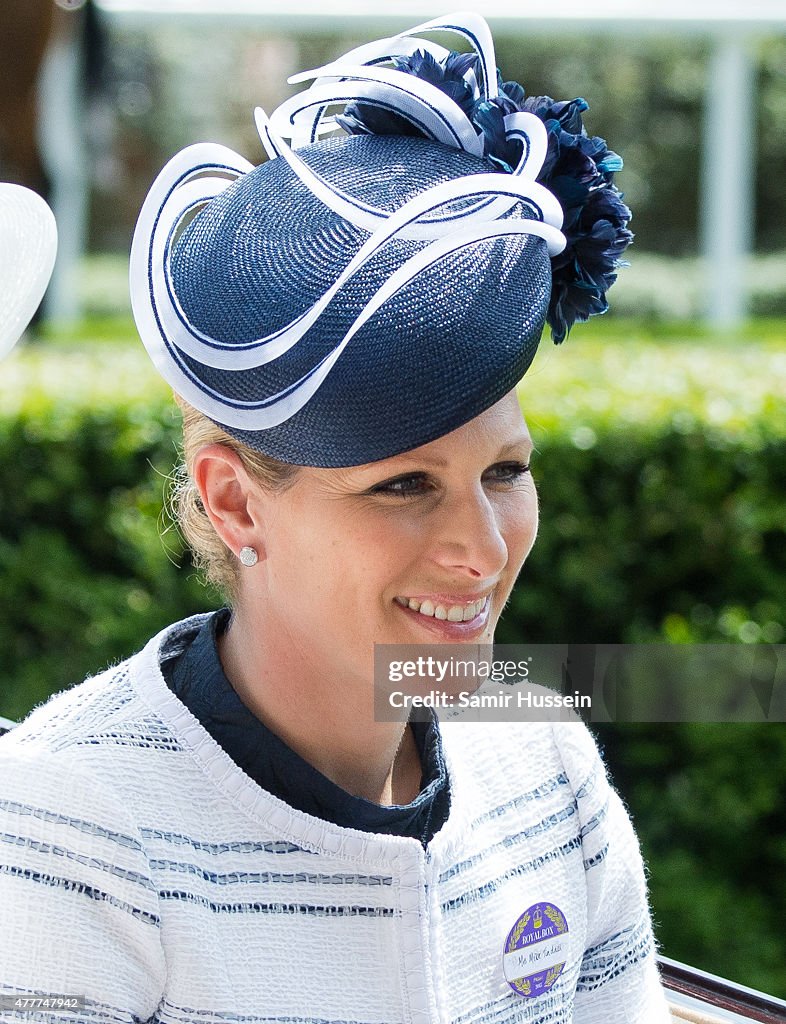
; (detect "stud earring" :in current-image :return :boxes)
[239,546,258,567]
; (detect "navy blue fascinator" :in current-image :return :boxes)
[130,12,631,467]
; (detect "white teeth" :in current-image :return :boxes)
[397,596,488,622]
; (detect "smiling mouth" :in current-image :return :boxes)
[394,595,490,623]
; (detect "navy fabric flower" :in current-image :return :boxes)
[520,93,631,340]
[472,100,522,172]
[339,50,633,342]
[336,50,479,140]
[397,50,480,117]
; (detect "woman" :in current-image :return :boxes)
[0,14,670,1022]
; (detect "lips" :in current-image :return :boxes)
[394,595,489,622]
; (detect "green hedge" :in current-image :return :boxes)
[594,722,786,997]
[0,346,217,720]
[2,326,785,996]
[499,325,786,646]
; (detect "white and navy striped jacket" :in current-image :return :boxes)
[0,616,670,1024]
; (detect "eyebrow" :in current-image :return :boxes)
[497,438,534,458]
[387,435,533,470]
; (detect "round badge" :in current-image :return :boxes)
[503,902,570,998]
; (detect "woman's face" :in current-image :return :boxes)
[245,390,538,684]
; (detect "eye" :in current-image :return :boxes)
[483,461,531,484]
[369,473,433,498]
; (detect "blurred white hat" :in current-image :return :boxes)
[0,183,57,358]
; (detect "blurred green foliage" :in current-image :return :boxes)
[0,346,217,720]
[593,722,786,997]
[493,33,786,257]
[1,325,785,995]
[500,322,786,646]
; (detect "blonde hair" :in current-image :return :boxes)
[172,394,298,597]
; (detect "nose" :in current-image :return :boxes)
[431,484,511,580]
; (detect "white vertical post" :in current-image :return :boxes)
[700,35,756,329]
[37,16,89,326]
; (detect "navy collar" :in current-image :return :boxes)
[161,610,450,846]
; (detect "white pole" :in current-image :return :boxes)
[700,35,756,329]
[37,13,89,326]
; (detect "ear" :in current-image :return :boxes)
[192,444,262,561]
